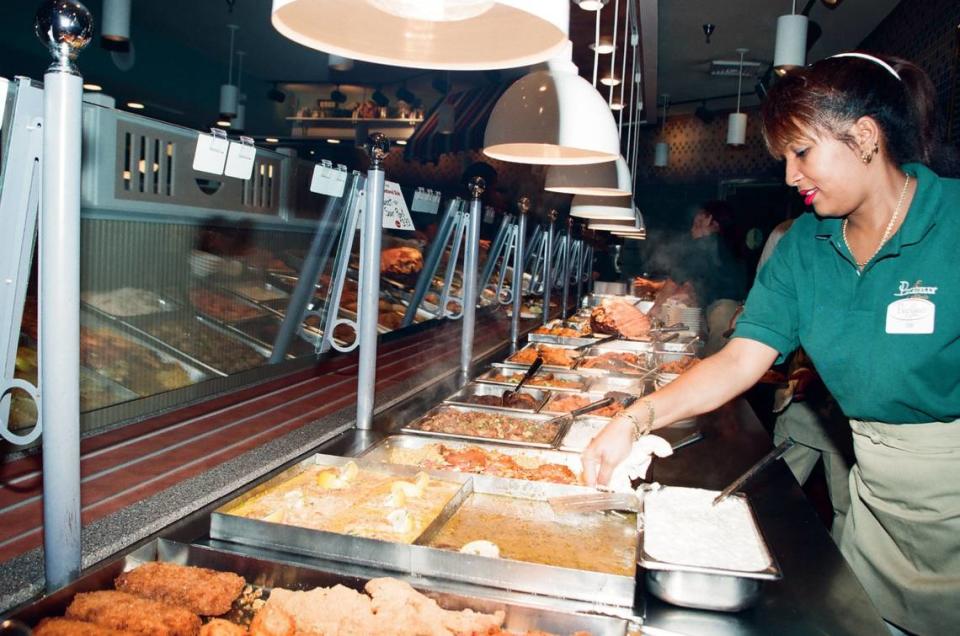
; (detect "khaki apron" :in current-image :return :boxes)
[841,419,960,635]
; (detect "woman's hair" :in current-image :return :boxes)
[760,53,949,171]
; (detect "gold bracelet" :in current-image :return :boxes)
[625,399,655,441]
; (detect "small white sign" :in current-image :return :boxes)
[192,131,229,175]
[483,205,496,224]
[224,139,256,180]
[382,180,415,230]
[310,162,348,197]
[411,187,441,214]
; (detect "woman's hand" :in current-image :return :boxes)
[581,417,634,486]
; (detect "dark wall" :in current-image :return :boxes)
[859,0,960,145]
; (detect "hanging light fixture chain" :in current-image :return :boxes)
[592,6,601,87]
[608,0,620,105]
[226,24,238,84]
[617,0,630,131]
[736,48,745,113]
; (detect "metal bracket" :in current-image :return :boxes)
[0,78,45,446]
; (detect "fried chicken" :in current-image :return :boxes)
[115,562,245,616]
[199,620,247,636]
[248,603,294,636]
[34,618,136,636]
[65,590,201,636]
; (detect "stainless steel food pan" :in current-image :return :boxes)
[477,364,590,393]
[400,404,570,449]
[443,383,549,413]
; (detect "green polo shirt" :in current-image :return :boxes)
[734,163,960,423]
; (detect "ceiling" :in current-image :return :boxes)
[0,0,902,135]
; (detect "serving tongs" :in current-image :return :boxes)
[501,354,543,405]
[712,438,795,506]
[573,333,617,351]
[544,396,616,427]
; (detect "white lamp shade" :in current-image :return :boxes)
[220,84,239,117]
[233,103,246,131]
[271,0,568,70]
[483,61,621,165]
[544,155,631,196]
[727,112,747,146]
[613,231,646,239]
[102,0,131,43]
[571,194,635,220]
[653,141,669,167]
[587,209,643,232]
[773,14,808,73]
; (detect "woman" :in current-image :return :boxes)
[582,53,959,635]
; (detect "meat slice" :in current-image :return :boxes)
[65,590,201,636]
[115,562,245,616]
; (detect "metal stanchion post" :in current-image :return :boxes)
[356,134,389,430]
[511,197,530,350]
[561,217,572,319]
[459,177,484,385]
[543,210,557,325]
[35,0,91,591]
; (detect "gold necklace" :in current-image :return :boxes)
[842,174,911,271]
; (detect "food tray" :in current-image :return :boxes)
[187,286,268,323]
[477,364,589,393]
[81,287,177,318]
[539,391,624,418]
[124,310,268,376]
[576,352,653,379]
[442,383,549,413]
[527,320,598,347]
[360,434,582,485]
[6,538,632,635]
[587,375,648,395]
[588,339,656,354]
[504,343,583,371]
[639,487,782,612]
[400,404,570,449]
[210,454,637,607]
[227,315,318,358]
[79,310,210,395]
[225,281,290,303]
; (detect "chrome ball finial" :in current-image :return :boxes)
[365,133,390,167]
[517,196,531,214]
[35,0,93,74]
[548,209,559,222]
[467,176,486,199]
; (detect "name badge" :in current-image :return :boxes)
[885,297,935,334]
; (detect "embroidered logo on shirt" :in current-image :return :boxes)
[894,280,937,298]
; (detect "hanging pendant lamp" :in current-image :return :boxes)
[653,94,669,167]
[101,0,131,50]
[483,44,621,165]
[774,1,808,76]
[727,48,748,146]
[271,0,568,70]
[588,208,644,232]
[219,24,239,118]
[570,194,635,220]
[544,156,631,196]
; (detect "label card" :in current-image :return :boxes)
[411,187,441,214]
[224,136,257,180]
[192,130,229,175]
[310,161,348,197]
[483,205,496,224]
[382,180,415,230]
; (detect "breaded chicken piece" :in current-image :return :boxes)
[66,590,201,636]
[248,603,294,636]
[265,586,376,635]
[199,619,247,636]
[34,618,136,636]
[115,562,245,616]
[364,578,504,635]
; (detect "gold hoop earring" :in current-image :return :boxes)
[861,142,879,164]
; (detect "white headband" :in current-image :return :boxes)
[828,52,901,81]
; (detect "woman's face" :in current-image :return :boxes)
[782,125,867,218]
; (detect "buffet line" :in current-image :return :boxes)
[6,290,790,636]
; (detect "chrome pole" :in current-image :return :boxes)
[543,210,557,325]
[459,177,484,385]
[511,197,530,350]
[356,134,389,430]
[35,0,91,591]
[575,230,586,309]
